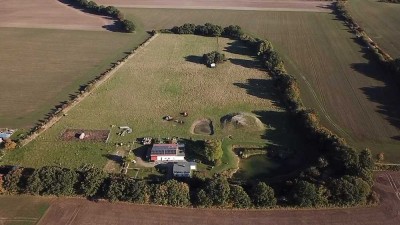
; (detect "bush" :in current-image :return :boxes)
[229,185,252,208]
[120,19,136,33]
[79,167,107,197]
[151,180,190,206]
[222,25,243,39]
[202,51,226,66]
[3,139,17,150]
[203,139,223,164]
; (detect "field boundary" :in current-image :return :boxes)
[334,0,399,83]
[19,33,158,147]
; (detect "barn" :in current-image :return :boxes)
[149,143,185,162]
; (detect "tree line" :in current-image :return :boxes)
[334,0,400,86]
[381,0,400,3]
[166,23,376,207]
[1,166,277,208]
[67,0,135,32]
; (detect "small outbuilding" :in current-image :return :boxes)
[173,162,197,178]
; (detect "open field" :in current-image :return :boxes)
[120,8,400,162]
[1,34,304,171]
[0,0,112,31]
[0,27,149,129]
[34,172,400,225]
[347,0,400,58]
[0,195,50,225]
[96,0,332,12]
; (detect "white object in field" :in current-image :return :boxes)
[79,133,85,139]
[210,63,216,68]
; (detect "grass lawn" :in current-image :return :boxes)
[348,0,400,58]
[120,8,400,162]
[2,34,304,175]
[0,27,149,129]
[0,195,50,225]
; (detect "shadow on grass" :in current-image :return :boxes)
[103,153,123,164]
[349,40,400,136]
[184,55,204,64]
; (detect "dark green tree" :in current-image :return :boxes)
[121,20,136,33]
[79,167,107,197]
[195,189,213,207]
[205,177,230,206]
[291,180,322,207]
[3,168,24,194]
[27,166,78,196]
[329,175,371,206]
[203,139,223,164]
[251,182,277,207]
[229,185,252,208]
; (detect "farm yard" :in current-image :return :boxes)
[2,34,304,174]
[347,0,400,58]
[118,8,400,162]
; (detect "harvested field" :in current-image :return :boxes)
[61,129,110,142]
[0,0,112,31]
[0,27,149,129]
[3,34,304,169]
[347,0,400,58]
[37,172,400,225]
[121,8,400,161]
[191,119,214,135]
[0,195,50,225]
[97,0,332,12]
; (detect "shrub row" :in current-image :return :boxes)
[1,166,277,209]
[334,0,400,85]
[381,0,400,3]
[18,33,157,147]
[167,23,375,206]
[67,0,136,32]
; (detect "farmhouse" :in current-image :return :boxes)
[149,143,185,162]
[173,162,197,178]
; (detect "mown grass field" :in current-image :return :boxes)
[2,34,303,171]
[347,0,400,58]
[0,27,149,129]
[120,8,400,162]
[0,195,50,225]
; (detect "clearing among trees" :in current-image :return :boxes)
[2,34,299,170]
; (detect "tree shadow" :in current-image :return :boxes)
[233,78,278,104]
[224,40,254,57]
[184,55,203,64]
[102,153,123,164]
[349,43,400,133]
[229,58,263,69]
[132,145,150,161]
[102,21,123,33]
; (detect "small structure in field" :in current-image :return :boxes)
[118,126,132,136]
[142,137,153,145]
[181,111,188,117]
[61,129,110,142]
[0,129,15,139]
[149,143,185,162]
[78,133,86,140]
[173,162,197,178]
[163,115,174,121]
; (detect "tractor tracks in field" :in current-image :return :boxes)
[386,173,400,201]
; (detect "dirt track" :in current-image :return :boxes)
[0,0,112,30]
[39,172,400,225]
[96,0,331,12]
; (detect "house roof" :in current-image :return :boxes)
[150,144,185,156]
[173,162,196,173]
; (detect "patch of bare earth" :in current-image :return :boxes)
[96,0,332,12]
[38,172,400,225]
[0,0,112,31]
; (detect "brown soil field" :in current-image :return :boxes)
[37,172,400,225]
[0,0,112,31]
[96,0,332,12]
[61,129,110,142]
